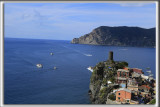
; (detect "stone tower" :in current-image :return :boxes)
[108,51,113,61]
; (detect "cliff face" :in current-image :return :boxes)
[71,26,155,47]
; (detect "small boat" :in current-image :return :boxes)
[146,67,150,70]
[54,67,57,70]
[50,53,54,55]
[84,54,92,56]
[146,70,151,73]
[36,64,43,68]
[149,74,153,77]
[87,66,93,72]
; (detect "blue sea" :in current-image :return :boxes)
[4,38,156,104]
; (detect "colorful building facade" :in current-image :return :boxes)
[116,88,131,103]
[117,69,129,84]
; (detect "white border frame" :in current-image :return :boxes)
[0,1,4,107]
[155,1,159,107]
[0,1,159,107]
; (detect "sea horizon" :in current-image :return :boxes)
[4,37,155,49]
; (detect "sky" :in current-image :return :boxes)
[4,3,156,40]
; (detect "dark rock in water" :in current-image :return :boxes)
[71,26,155,47]
[88,90,92,95]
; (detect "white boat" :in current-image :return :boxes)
[87,66,93,72]
[149,74,153,77]
[84,54,92,56]
[50,53,54,55]
[54,67,57,70]
[146,70,151,73]
[36,64,43,68]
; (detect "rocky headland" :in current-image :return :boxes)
[71,26,155,47]
[88,51,156,104]
[88,51,128,104]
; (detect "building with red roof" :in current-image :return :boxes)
[138,85,151,93]
[117,69,129,84]
[132,68,143,74]
[116,88,131,103]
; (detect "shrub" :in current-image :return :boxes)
[121,62,128,66]
[108,93,116,101]
[97,62,105,67]
[99,87,108,99]
[149,99,156,104]
[102,78,108,84]
[109,76,116,83]
[116,61,128,69]
[100,87,108,93]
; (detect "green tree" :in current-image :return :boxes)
[116,62,128,69]
[149,99,156,104]
[108,93,116,101]
[109,76,115,83]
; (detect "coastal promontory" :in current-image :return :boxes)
[71,26,155,47]
[88,51,156,104]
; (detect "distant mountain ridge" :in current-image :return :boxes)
[71,26,155,47]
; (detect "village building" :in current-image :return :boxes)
[127,78,137,85]
[127,78,138,92]
[116,69,129,84]
[153,83,156,96]
[116,88,131,103]
[132,68,143,74]
[138,85,150,93]
[132,72,141,78]
[120,83,126,88]
[141,74,149,80]
[123,67,130,71]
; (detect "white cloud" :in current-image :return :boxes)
[4,3,156,40]
[117,3,153,7]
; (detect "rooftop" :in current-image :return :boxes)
[141,74,149,79]
[123,67,130,70]
[117,88,131,93]
[117,69,129,72]
[139,85,151,90]
[132,72,141,77]
[117,77,127,80]
[132,68,143,74]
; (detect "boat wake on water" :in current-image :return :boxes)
[63,46,92,57]
[119,49,128,51]
[84,54,92,56]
